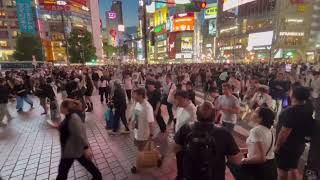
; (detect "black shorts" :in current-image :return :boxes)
[276,147,305,171]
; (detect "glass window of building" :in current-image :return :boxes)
[11,30,17,37]
[2,0,15,7]
[0,40,8,47]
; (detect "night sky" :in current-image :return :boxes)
[99,0,139,28]
[99,0,217,29]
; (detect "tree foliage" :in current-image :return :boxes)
[13,33,43,61]
[67,29,96,63]
[103,42,117,58]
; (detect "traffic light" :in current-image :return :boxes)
[199,1,207,9]
[189,1,207,12]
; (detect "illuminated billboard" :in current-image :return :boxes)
[17,0,36,34]
[208,19,216,36]
[181,37,193,52]
[247,31,273,50]
[154,7,168,26]
[204,3,217,19]
[223,0,256,11]
[172,12,194,32]
[107,11,117,20]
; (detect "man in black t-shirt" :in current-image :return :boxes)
[174,102,242,180]
[147,81,166,133]
[275,86,314,180]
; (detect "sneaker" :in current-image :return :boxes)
[131,166,138,174]
[17,108,23,113]
[41,112,47,115]
[121,129,130,134]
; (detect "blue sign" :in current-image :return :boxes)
[16,0,36,34]
[155,2,166,9]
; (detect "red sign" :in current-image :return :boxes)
[70,0,87,6]
[43,4,70,11]
[168,32,176,59]
[172,12,195,32]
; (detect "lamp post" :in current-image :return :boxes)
[57,0,69,64]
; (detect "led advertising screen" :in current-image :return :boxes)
[204,3,217,19]
[208,19,216,36]
[247,31,273,49]
[172,12,194,32]
[181,37,193,52]
[223,0,256,11]
[154,7,168,26]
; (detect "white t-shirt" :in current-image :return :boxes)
[124,77,133,90]
[216,95,240,124]
[175,103,197,132]
[246,125,274,160]
[133,100,155,141]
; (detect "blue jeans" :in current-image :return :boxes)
[16,96,33,110]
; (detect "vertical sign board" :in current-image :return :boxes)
[16,0,36,34]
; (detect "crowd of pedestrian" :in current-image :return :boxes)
[0,62,319,180]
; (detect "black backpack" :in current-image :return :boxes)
[183,123,217,180]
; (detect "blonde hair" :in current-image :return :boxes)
[61,99,82,112]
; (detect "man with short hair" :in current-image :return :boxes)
[216,83,241,132]
[163,74,176,125]
[174,90,197,180]
[174,101,242,180]
[131,88,155,173]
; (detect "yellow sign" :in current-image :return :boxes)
[204,4,217,19]
[154,6,167,26]
[297,4,305,12]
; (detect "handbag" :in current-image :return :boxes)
[104,107,114,129]
[136,140,161,169]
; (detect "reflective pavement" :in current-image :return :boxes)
[0,94,243,180]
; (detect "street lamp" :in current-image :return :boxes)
[57,0,70,64]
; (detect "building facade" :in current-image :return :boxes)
[216,0,275,63]
[36,0,92,62]
[0,0,19,61]
[105,0,124,47]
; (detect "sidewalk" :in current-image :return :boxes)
[0,95,239,180]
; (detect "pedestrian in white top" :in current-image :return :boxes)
[131,88,155,173]
[238,107,277,180]
[123,74,133,102]
[216,83,241,132]
[173,90,197,180]
[174,90,197,132]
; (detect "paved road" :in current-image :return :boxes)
[0,94,243,180]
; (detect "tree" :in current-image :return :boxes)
[103,42,117,58]
[67,29,96,64]
[13,33,43,61]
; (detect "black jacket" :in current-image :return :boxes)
[0,85,10,104]
[112,88,127,109]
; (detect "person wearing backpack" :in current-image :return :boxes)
[174,101,242,180]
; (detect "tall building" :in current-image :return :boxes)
[273,0,315,62]
[111,0,123,25]
[89,0,103,60]
[105,0,124,47]
[307,0,320,62]
[0,0,19,61]
[37,0,92,62]
[216,0,275,63]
